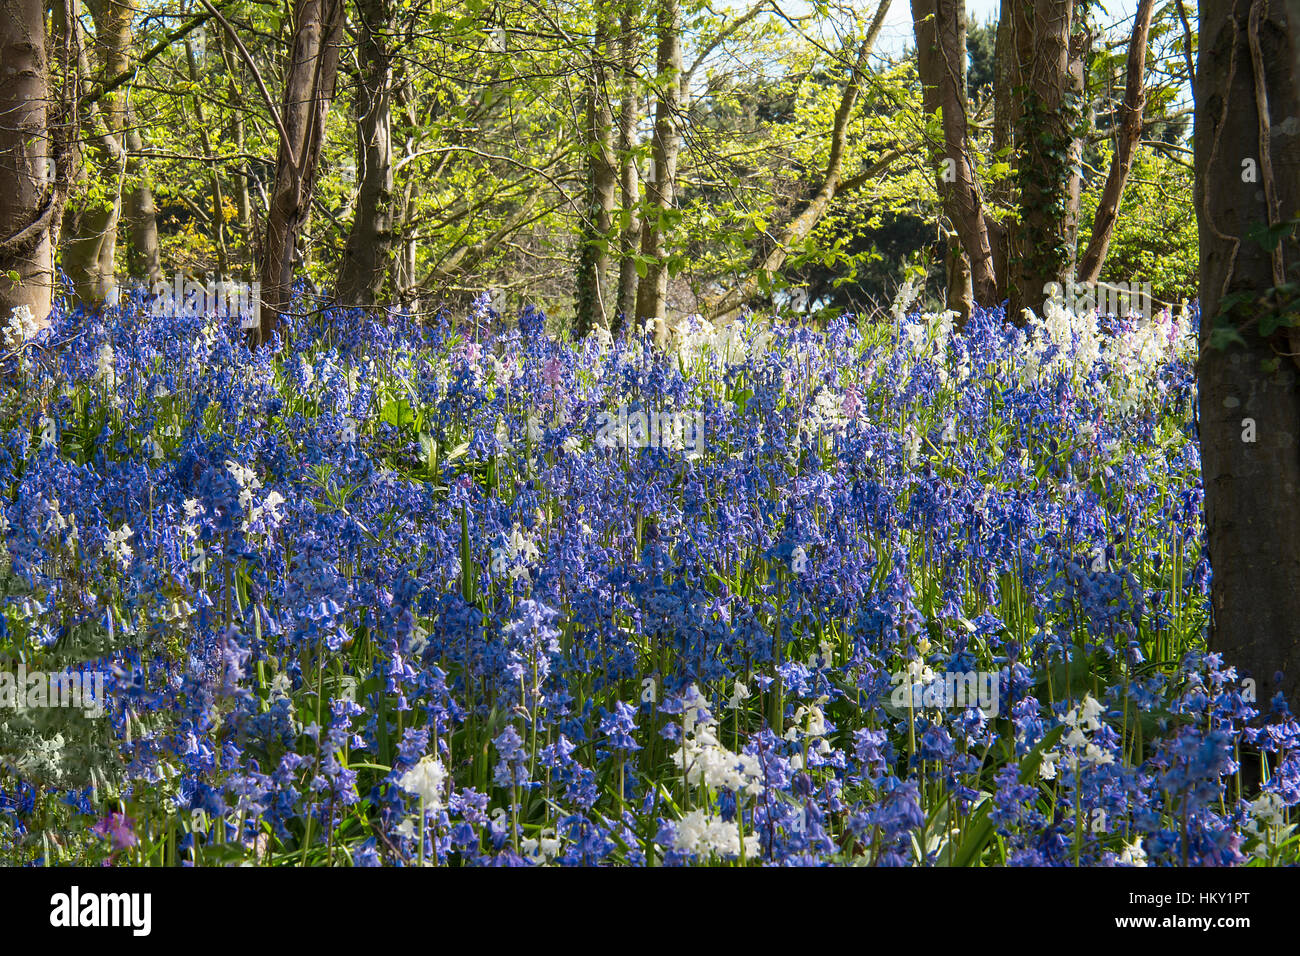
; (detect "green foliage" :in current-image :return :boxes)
[1077,147,1198,305]
[53,0,1198,327]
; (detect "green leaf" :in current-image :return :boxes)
[1208,325,1247,351]
[947,725,1065,867]
[380,398,415,430]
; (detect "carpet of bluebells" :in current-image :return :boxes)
[1,286,1298,867]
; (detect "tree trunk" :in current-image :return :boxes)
[391,73,417,305]
[633,0,681,345]
[991,0,1015,207]
[123,110,161,285]
[575,8,618,337]
[614,0,641,334]
[1077,0,1154,284]
[258,0,345,342]
[336,0,393,307]
[1061,4,1090,279]
[911,0,997,318]
[63,0,132,307]
[1008,0,1079,322]
[0,0,56,326]
[985,0,1016,303]
[1196,0,1300,712]
[944,234,972,313]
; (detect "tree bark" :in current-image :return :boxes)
[574,8,618,336]
[614,0,641,334]
[912,0,997,317]
[984,0,1016,303]
[1196,0,1300,712]
[991,0,1015,206]
[1008,0,1078,322]
[1076,0,1154,284]
[258,0,345,342]
[336,0,393,307]
[1061,3,1090,279]
[0,0,56,326]
[633,0,681,345]
[391,72,417,304]
[123,109,160,284]
[62,0,132,307]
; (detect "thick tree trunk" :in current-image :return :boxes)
[575,10,618,337]
[614,1,641,334]
[258,0,345,342]
[1077,0,1154,284]
[1008,0,1078,322]
[336,0,393,307]
[0,0,55,326]
[911,0,997,317]
[1196,0,1300,712]
[633,0,681,344]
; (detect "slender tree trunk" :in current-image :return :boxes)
[63,0,131,306]
[258,0,345,342]
[991,0,1015,205]
[390,74,417,305]
[336,0,393,307]
[944,237,972,312]
[1061,4,1091,278]
[914,0,968,317]
[575,8,618,336]
[1196,0,1300,712]
[230,103,252,255]
[614,0,641,334]
[123,110,160,284]
[0,0,56,326]
[985,0,1016,303]
[912,0,997,317]
[634,0,681,345]
[1077,0,1154,283]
